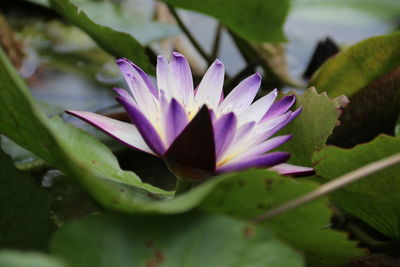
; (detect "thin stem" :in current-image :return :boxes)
[167,5,209,62]
[252,153,400,224]
[174,178,192,196]
[210,24,223,62]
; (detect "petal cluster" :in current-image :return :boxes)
[67,52,313,180]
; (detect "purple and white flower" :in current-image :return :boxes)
[67,52,313,180]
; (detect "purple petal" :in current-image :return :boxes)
[66,110,155,155]
[170,52,194,107]
[156,55,169,91]
[116,58,158,98]
[234,121,256,141]
[165,98,189,145]
[165,105,215,180]
[195,59,225,109]
[257,107,302,141]
[114,88,134,103]
[262,95,295,121]
[218,73,261,114]
[235,135,292,161]
[116,95,165,156]
[214,113,237,160]
[240,89,278,122]
[117,59,159,122]
[216,152,290,173]
[269,163,315,177]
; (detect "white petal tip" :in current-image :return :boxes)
[214,59,224,67]
[172,51,184,58]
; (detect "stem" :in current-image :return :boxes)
[174,178,192,196]
[252,153,400,224]
[167,5,210,62]
[228,29,258,65]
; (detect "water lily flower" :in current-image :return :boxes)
[67,53,313,182]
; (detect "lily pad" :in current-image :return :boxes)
[161,0,290,42]
[313,135,400,238]
[277,88,345,166]
[310,32,400,147]
[51,212,304,267]
[0,147,55,250]
[310,31,400,98]
[200,170,366,267]
[49,0,153,73]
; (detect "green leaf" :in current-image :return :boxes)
[161,0,290,42]
[76,2,179,44]
[313,135,400,238]
[310,32,400,147]
[328,66,400,147]
[200,170,366,267]
[0,147,55,251]
[0,251,66,267]
[277,88,345,166]
[49,0,153,73]
[293,0,400,21]
[310,32,400,98]
[51,212,304,267]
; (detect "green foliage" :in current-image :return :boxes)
[161,0,290,42]
[49,0,153,73]
[0,148,55,251]
[51,212,304,267]
[200,170,365,267]
[310,32,400,98]
[278,88,344,166]
[293,0,400,20]
[0,251,66,267]
[313,135,400,238]
[76,2,179,44]
[310,32,400,147]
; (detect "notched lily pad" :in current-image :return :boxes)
[51,212,304,267]
[277,87,347,166]
[200,169,366,267]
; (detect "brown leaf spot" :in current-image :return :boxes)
[265,179,274,190]
[242,226,255,239]
[146,250,164,267]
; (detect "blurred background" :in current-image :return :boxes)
[1,0,399,114]
[1,0,399,189]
